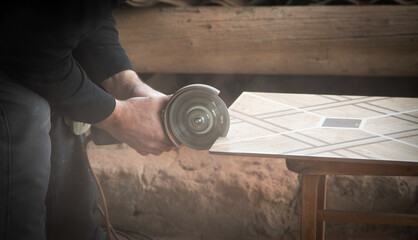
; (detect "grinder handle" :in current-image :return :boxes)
[89,127,121,145]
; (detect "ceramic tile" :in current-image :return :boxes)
[211,93,418,163]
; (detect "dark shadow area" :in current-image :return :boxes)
[141,73,418,106]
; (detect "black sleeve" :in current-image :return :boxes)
[7,56,116,124]
[73,14,134,85]
[0,5,122,124]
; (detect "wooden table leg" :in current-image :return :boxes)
[316,175,327,240]
[301,174,322,240]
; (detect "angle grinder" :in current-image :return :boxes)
[164,84,229,150]
[90,84,230,150]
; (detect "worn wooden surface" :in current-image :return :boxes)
[285,159,418,176]
[301,175,321,240]
[317,210,418,226]
[114,6,418,76]
[316,176,327,240]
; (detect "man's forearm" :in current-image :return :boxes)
[93,95,173,155]
[101,70,164,100]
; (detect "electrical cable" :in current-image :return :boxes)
[114,230,134,240]
[83,135,155,240]
[83,135,114,240]
[97,206,128,240]
[115,228,155,240]
[98,204,155,240]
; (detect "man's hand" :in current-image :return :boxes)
[95,96,173,155]
[96,70,174,155]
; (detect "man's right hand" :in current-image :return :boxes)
[94,95,174,156]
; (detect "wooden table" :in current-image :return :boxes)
[210,92,418,240]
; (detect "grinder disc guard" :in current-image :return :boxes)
[164,84,230,150]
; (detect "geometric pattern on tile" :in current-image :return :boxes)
[211,92,418,162]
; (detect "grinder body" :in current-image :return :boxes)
[91,84,229,150]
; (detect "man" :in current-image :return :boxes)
[0,1,172,239]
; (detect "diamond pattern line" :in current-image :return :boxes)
[294,131,330,145]
[230,109,290,133]
[299,96,377,110]
[404,113,418,119]
[386,129,418,137]
[259,110,318,121]
[360,127,418,149]
[336,149,370,159]
[254,113,307,132]
[305,97,392,113]
[386,128,418,135]
[320,95,354,102]
[339,96,352,100]
[232,106,319,134]
[318,95,341,102]
[354,104,390,115]
[283,135,380,155]
[329,151,346,158]
[391,115,418,125]
[254,108,300,119]
[302,96,370,108]
[212,125,321,147]
[211,132,280,147]
[246,92,324,118]
[229,115,243,124]
[357,102,396,115]
[384,129,418,142]
[365,102,403,113]
[345,96,367,100]
[310,139,391,158]
[283,134,317,147]
[363,109,418,121]
[230,119,243,125]
[343,148,374,159]
[396,134,418,140]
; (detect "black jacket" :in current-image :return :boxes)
[0,0,133,123]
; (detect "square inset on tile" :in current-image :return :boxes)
[322,118,362,128]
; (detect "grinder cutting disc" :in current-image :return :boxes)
[164,84,230,150]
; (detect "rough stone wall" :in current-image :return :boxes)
[89,144,418,240]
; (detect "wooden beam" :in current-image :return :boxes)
[316,175,327,240]
[285,158,418,176]
[301,174,321,240]
[317,210,418,226]
[114,6,418,76]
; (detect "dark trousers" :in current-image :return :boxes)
[0,71,106,240]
